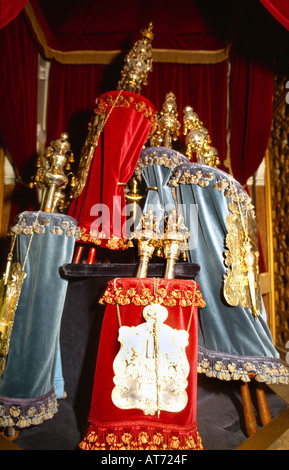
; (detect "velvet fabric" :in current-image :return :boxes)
[0,12,39,218]
[260,0,289,30]
[79,277,205,450]
[169,163,289,384]
[229,3,274,185]
[68,90,156,248]
[25,0,230,56]
[0,211,78,429]
[0,0,29,29]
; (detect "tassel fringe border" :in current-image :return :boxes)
[198,347,289,384]
[0,389,58,428]
[79,422,203,451]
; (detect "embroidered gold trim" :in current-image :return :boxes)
[223,201,261,316]
[94,94,157,137]
[78,227,130,250]
[135,149,189,181]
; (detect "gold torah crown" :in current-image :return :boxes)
[183,106,220,167]
[117,22,154,93]
[150,92,181,148]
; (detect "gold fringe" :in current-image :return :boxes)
[0,392,58,429]
[99,278,206,308]
[79,424,203,450]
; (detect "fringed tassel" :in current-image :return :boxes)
[0,390,58,429]
[197,349,289,384]
[79,424,203,451]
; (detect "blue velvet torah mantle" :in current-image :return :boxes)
[136,151,289,385]
[170,163,289,385]
[0,211,78,429]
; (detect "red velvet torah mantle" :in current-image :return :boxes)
[79,277,206,451]
[68,90,156,250]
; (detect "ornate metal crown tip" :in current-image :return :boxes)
[141,22,154,42]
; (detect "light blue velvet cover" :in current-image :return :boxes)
[136,151,289,384]
[0,211,78,428]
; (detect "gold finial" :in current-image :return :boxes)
[183,106,220,167]
[162,210,190,279]
[117,23,154,93]
[183,106,200,135]
[150,92,181,148]
[135,209,158,278]
[141,22,154,42]
[30,133,74,213]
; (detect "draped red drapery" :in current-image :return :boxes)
[0,0,29,29]
[260,0,289,31]
[68,90,157,248]
[229,1,275,185]
[0,12,39,216]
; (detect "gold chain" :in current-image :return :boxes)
[187,281,197,332]
[100,89,123,132]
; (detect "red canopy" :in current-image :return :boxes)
[23,0,231,63]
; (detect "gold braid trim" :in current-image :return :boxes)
[78,227,130,250]
[94,94,157,137]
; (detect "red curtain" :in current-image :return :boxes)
[0,13,39,216]
[45,62,107,153]
[25,0,229,54]
[143,61,228,164]
[229,2,275,185]
[229,48,273,185]
[0,0,29,29]
[259,0,289,30]
[46,60,228,167]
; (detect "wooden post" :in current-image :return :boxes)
[256,382,272,427]
[240,381,258,436]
